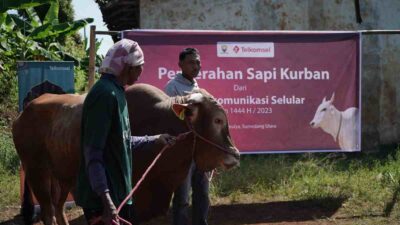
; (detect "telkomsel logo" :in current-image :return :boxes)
[217,42,274,58]
[233,46,240,53]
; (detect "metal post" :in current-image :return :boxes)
[88,25,96,90]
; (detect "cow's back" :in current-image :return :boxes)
[340,107,359,150]
[125,83,185,136]
[12,93,85,180]
[126,83,167,105]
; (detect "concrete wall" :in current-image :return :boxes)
[140,0,400,150]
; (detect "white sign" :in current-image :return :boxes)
[217,42,275,58]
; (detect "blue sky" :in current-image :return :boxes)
[72,0,113,56]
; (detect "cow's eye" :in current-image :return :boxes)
[321,108,326,112]
[214,118,223,124]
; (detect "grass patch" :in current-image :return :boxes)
[0,102,20,210]
[0,129,19,174]
[0,167,19,210]
[0,101,19,174]
[211,149,400,219]
[0,129,20,210]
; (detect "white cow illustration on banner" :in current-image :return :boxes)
[310,93,360,151]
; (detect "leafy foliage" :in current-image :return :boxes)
[0,130,19,173]
[34,0,74,24]
[0,0,96,102]
[0,0,93,62]
[0,0,53,13]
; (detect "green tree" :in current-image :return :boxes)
[0,0,93,102]
[36,0,74,23]
[0,0,93,61]
[18,0,80,44]
[19,0,74,24]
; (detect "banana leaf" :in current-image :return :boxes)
[61,52,80,65]
[0,13,6,25]
[25,7,41,27]
[43,0,59,25]
[29,18,93,40]
[0,0,55,13]
[0,14,16,32]
[8,14,33,31]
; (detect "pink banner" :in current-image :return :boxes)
[123,30,361,153]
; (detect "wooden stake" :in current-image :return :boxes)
[88,25,96,90]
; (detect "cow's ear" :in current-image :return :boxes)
[172,103,188,120]
[322,96,327,103]
[329,93,335,103]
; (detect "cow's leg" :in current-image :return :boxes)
[22,175,35,225]
[27,168,56,225]
[52,179,70,225]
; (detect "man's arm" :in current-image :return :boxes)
[84,146,109,195]
[130,135,157,150]
[131,134,177,151]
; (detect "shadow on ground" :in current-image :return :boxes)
[118,197,347,225]
[206,197,346,225]
[0,197,348,225]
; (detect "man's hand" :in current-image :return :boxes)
[155,133,176,146]
[101,192,119,225]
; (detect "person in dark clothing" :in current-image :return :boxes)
[76,39,176,225]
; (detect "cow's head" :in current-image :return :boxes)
[172,90,240,171]
[310,93,336,128]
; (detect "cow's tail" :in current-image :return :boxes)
[22,178,34,225]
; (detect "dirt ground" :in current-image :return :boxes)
[1,198,394,225]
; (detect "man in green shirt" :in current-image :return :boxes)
[76,39,175,225]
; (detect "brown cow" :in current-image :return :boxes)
[12,84,240,225]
